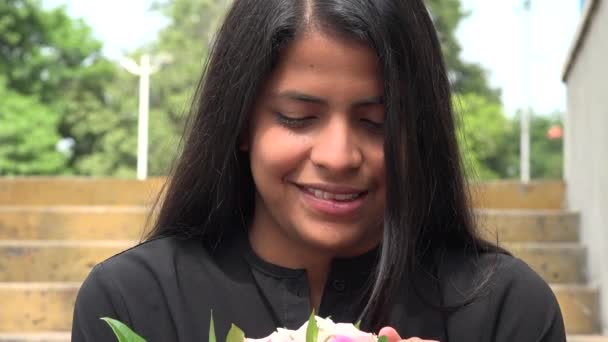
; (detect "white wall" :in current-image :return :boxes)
[565,0,608,332]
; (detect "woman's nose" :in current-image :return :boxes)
[309,117,363,173]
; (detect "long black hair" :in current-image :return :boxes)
[147,0,503,331]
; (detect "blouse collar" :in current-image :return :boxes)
[236,228,380,281]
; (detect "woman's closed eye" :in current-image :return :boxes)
[274,111,316,129]
[274,111,384,133]
[360,118,384,132]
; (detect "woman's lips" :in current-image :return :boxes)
[296,185,368,217]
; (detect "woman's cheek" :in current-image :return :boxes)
[252,128,311,178]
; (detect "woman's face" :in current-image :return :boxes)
[245,30,385,258]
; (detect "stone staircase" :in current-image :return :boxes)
[0,178,605,341]
[0,178,160,342]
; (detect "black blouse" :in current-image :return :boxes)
[71,232,566,342]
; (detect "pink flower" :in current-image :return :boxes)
[331,336,355,342]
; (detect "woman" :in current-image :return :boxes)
[72,0,566,341]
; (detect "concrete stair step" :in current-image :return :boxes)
[0,241,134,282]
[0,207,578,243]
[0,241,586,284]
[0,283,79,332]
[504,243,587,284]
[470,180,565,209]
[0,283,599,334]
[0,178,164,206]
[477,209,579,242]
[568,337,608,342]
[0,178,565,209]
[554,285,601,335]
[0,332,70,342]
[0,206,149,240]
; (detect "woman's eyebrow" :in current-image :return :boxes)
[274,91,327,105]
[352,96,384,108]
[273,91,384,108]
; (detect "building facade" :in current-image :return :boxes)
[563,0,608,333]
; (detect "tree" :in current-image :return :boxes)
[425,0,501,102]
[0,0,122,175]
[0,76,66,175]
[455,93,518,180]
[66,70,138,177]
[456,98,565,180]
[131,0,230,175]
[509,112,564,179]
[424,0,528,180]
[530,114,563,179]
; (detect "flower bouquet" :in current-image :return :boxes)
[101,312,388,342]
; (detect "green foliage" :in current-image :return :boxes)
[456,94,564,180]
[511,112,564,179]
[226,324,245,342]
[0,0,123,175]
[101,317,147,342]
[0,76,66,175]
[424,0,501,102]
[136,0,230,175]
[0,0,105,99]
[67,69,138,177]
[455,93,518,180]
[209,311,217,342]
[306,312,319,342]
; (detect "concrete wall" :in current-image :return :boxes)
[564,0,608,332]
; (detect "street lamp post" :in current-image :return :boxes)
[520,0,532,184]
[120,54,170,180]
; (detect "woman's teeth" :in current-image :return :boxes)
[307,188,361,201]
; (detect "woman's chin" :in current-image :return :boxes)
[296,227,371,256]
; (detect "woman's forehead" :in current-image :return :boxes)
[262,30,384,102]
[277,30,380,73]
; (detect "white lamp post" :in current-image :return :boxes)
[120,53,171,180]
[520,0,532,184]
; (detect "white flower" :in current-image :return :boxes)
[245,316,377,342]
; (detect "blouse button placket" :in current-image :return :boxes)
[331,279,346,292]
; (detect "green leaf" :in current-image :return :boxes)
[378,336,388,342]
[209,310,216,342]
[354,320,361,330]
[306,311,318,342]
[226,324,245,342]
[100,317,147,342]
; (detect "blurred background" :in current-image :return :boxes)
[2,0,608,341]
[0,0,579,180]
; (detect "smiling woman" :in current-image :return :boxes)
[71,1,566,341]
[245,31,386,310]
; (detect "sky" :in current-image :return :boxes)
[43,0,582,115]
